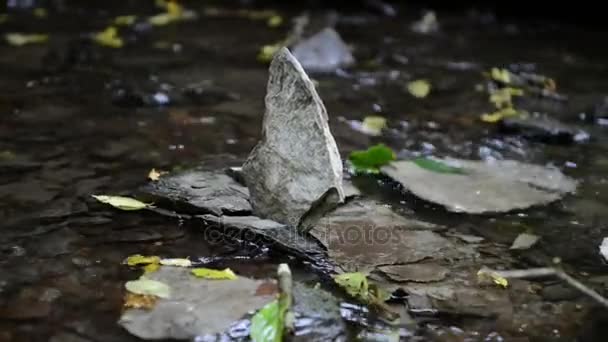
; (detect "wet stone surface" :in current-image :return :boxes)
[0,2,607,342]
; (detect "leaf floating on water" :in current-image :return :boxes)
[360,116,387,136]
[510,233,540,250]
[191,268,237,280]
[267,15,283,28]
[125,277,171,298]
[489,87,524,109]
[480,107,525,123]
[148,168,167,181]
[93,26,123,48]
[348,144,396,174]
[333,272,369,300]
[124,254,161,266]
[123,293,158,310]
[5,33,48,46]
[91,195,152,210]
[250,298,287,342]
[144,263,161,274]
[477,267,509,288]
[160,258,192,267]
[490,68,512,84]
[114,15,137,26]
[407,79,431,98]
[257,43,282,63]
[413,157,465,174]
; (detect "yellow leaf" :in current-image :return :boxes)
[477,267,509,288]
[125,277,171,298]
[407,79,431,98]
[92,195,151,210]
[267,15,283,28]
[257,43,282,63]
[93,26,123,48]
[191,267,237,280]
[143,263,160,274]
[333,272,369,300]
[5,33,48,46]
[489,87,524,109]
[148,168,167,181]
[360,116,387,136]
[124,254,161,266]
[33,8,47,18]
[480,107,523,123]
[490,68,511,84]
[114,15,137,26]
[148,13,173,26]
[160,258,192,267]
[123,292,158,310]
[166,1,183,17]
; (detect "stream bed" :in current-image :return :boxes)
[1,1,608,341]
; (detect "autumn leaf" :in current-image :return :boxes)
[125,277,171,298]
[191,267,237,280]
[123,292,158,310]
[91,195,152,210]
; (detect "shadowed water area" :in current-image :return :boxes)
[1,1,608,341]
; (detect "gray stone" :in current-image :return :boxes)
[292,28,355,73]
[378,264,449,283]
[200,214,324,257]
[382,158,577,214]
[119,267,275,340]
[242,48,344,231]
[501,113,589,144]
[310,200,459,272]
[140,170,251,215]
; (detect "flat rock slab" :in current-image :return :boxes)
[382,158,577,214]
[242,47,344,230]
[119,267,276,340]
[292,28,355,73]
[199,214,325,257]
[501,114,589,144]
[377,263,450,283]
[310,200,462,272]
[139,170,251,215]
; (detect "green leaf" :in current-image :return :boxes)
[191,268,237,280]
[124,254,161,266]
[125,277,171,299]
[250,298,287,342]
[91,195,151,210]
[413,157,465,174]
[348,144,396,174]
[5,33,48,46]
[333,272,369,301]
[360,116,387,136]
[407,79,431,98]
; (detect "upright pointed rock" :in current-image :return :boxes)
[242,47,344,231]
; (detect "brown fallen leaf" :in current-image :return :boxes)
[123,293,158,310]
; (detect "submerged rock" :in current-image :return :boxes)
[119,267,276,340]
[500,113,589,144]
[242,48,344,231]
[310,200,458,272]
[199,214,325,257]
[382,158,577,214]
[292,28,355,73]
[139,170,251,215]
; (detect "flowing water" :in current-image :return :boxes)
[1,1,607,341]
